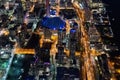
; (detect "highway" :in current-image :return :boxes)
[74,1,117,80]
[73,2,95,80]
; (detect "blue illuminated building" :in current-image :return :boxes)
[70,29,77,41]
[50,9,56,15]
[41,17,66,30]
[70,29,76,33]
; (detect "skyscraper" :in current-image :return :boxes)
[69,29,76,59]
[46,0,50,16]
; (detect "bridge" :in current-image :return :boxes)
[14,48,35,54]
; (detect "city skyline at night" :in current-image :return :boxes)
[0,0,119,80]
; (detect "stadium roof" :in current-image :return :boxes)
[41,17,66,30]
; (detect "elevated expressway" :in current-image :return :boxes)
[73,2,95,80]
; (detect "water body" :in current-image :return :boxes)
[103,0,120,49]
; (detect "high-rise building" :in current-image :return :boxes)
[46,0,50,16]
[57,46,64,64]
[69,29,76,59]
[58,29,63,46]
[0,0,6,6]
